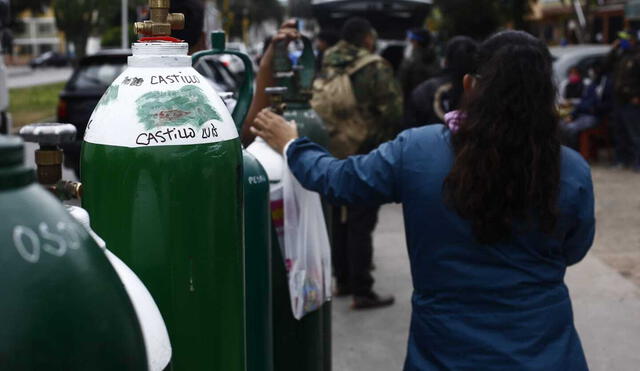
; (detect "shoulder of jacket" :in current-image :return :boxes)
[561,146,592,182]
[400,124,448,142]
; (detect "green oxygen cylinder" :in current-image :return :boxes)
[0,135,148,370]
[273,36,330,149]
[81,38,245,370]
[194,31,274,371]
[264,35,333,371]
[242,150,273,371]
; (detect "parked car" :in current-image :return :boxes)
[0,50,10,134]
[58,49,130,174]
[550,45,611,84]
[312,0,433,40]
[29,51,69,69]
[59,49,239,175]
[312,0,433,72]
[193,54,240,93]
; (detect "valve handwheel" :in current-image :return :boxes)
[19,123,77,191]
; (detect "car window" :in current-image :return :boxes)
[69,62,126,90]
[194,57,238,93]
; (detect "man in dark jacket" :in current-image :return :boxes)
[405,36,477,127]
[398,28,440,110]
[318,18,402,309]
[608,31,640,169]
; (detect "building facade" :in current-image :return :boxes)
[13,8,64,57]
[529,0,630,45]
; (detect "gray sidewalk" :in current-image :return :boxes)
[333,204,640,371]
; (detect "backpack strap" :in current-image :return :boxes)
[345,54,383,76]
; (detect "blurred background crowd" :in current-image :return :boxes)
[4,0,640,171]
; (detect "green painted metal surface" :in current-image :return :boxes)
[284,103,330,149]
[81,139,244,371]
[243,150,273,371]
[0,136,147,370]
[194,31,275,371]
[272,230,330,371]
[192,31,255,130]
[271,35,333,371]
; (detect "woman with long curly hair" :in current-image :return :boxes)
[252,30,595,370]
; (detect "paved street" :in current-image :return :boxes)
[334,167,640,371]
[7,66,72,89]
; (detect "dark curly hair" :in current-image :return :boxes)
[444,31,561,244]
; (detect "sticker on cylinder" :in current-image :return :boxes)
[84,67,238,148]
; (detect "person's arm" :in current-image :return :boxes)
[241,20,299,146]
[251,109,404,205]
[563,170,595,266]
[286,135,404,205]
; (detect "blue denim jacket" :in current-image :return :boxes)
[286,124,594,370]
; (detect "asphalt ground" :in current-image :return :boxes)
[7,66,72,89]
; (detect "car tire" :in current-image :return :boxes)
[0,111,11,134]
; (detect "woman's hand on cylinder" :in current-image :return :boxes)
[251,108,299,154]
[273,19,300,45]
[261,19,299,67]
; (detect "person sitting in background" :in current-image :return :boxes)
[398,28,440,109]
[252,30,594,370]
[405,36,478,127]
[560,63,613,150]
[560,66,587,106]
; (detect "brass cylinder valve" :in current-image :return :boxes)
[134,0,185,37]
[265,87,288,115]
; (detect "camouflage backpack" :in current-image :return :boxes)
[311,54,383,159]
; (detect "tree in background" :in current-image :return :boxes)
[501,0,532,30]
[52,0,118,59]
[217,0,284,39]
[101,0,147,48]
[8,0,51,34]
[434,0,533,40]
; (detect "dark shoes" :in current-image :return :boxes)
[334,284,352,297]
[351,292,395,310]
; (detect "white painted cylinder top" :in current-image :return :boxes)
[128,42,191,68]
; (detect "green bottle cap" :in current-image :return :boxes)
[0,135,24,167]
[0,135,35,189]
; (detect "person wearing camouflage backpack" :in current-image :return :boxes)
[312,17,403,159]
[243,18,403,310]
[311,17,403,309]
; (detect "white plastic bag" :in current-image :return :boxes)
[282,155,332,320]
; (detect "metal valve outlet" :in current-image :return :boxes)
[19,123,81,199]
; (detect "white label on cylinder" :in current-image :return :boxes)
[83,66,238,148]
